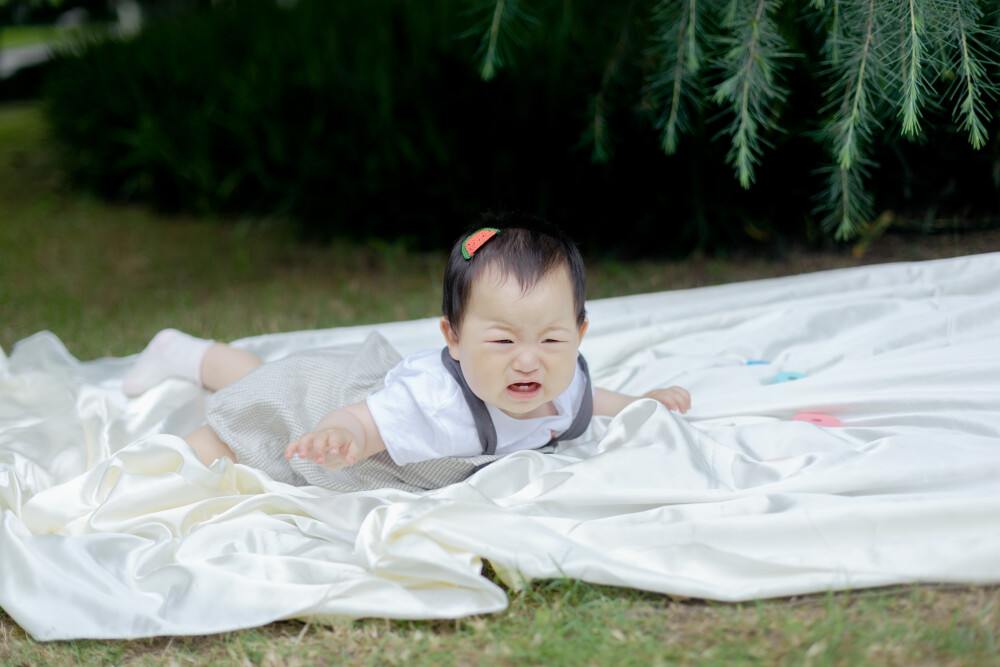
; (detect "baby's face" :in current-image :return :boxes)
[442,265,587,419]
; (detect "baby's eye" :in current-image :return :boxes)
[492,339,514,344]
[543,339,564,344]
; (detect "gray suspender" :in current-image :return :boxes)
[439,348,500,455]
[439,348,594,455]
[559,355,594,441]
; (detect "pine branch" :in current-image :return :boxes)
[947,0,996,149]
[712,0,790,189]
[813,0,846,65]
[720,0,742,25]
[898,0,928,136]
[661,43,689,153]
[454,0,1000,244]
[829,0,843,65]
[837,13,874,170]
[819,0,885,239]
[466,0,539,81]
[590,0,639,163]
[482,0,508,80]
[820,160,875,241]
[684,0,703,70]
[649,0,708,154]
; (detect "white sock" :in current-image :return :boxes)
[123,329,214,396]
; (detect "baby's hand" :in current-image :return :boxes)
[644,386,691,414]
[285,427,363,468]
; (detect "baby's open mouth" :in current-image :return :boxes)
[508,382,541,395]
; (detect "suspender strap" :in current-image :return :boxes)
[439,348,594,455]
[440,349,499,455]
[553,355,593,442]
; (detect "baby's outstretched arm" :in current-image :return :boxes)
[285,401,386,468]
[593,386,691,418]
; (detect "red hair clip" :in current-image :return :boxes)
[462,227,500,260]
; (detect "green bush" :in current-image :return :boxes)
[41,0,1000,254]
[41,0,784,254]
[44,2,467,243]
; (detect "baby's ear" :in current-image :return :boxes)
[578,318,589,342]
[440,317,461,359]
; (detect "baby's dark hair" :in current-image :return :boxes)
[442,211,587,332]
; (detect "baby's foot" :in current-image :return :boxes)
[123,329,213,396]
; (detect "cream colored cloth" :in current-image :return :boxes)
[3,253,1000,640]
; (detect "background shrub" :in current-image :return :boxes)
[41,0,1000,256]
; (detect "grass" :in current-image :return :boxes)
[1,583,998,665]
[0,25,61,49]
[0,23,108,50]
[2,99,1000,664]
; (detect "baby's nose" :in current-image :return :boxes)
[512,348,540,372]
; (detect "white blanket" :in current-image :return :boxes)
[2,253,999,641]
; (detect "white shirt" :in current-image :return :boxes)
[366,348,589,466]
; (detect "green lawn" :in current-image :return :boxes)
[2,100,999,665]
[1,25,61,48]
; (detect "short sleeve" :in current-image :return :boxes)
[366,349,483,465]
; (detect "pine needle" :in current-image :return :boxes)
[467,0,540,81]
[712,0,790,189]
[590,1,640,163]
[898,0,926,136]
[949,0,995,149]
[650,0,708,155]
[482,0,507,80]
[816,0,885,238]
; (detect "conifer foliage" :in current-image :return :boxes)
[466,0,1000,239]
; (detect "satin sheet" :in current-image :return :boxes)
[2,253,1000,640]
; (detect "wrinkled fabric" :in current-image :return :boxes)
[2,253,999,641]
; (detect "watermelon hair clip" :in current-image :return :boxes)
[462,227,500,260]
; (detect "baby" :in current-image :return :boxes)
[124,213,690,491]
